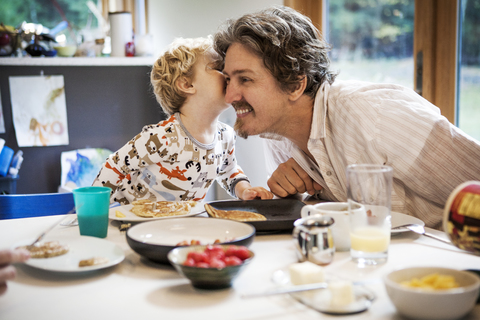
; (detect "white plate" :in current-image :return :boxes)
[14,235,125,272]
[271,269,375,315]
[391,211,425,234]
[109,202,205,222]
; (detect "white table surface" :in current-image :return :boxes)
[1,213,480,320]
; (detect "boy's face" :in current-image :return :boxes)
[191,51,230,112]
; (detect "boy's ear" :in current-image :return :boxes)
[288,76,307,102]
[176,76,196,94]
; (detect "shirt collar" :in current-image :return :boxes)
[309,81,330,140]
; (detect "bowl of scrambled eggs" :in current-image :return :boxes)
[384,266,480,320]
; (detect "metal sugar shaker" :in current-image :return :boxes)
[292,215,335,265]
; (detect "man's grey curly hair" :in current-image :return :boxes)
[213,6,336,98]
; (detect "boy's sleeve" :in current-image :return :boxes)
[92,122,172,201]
[215,128,249,198]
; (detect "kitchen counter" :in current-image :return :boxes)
[0,56,155,66]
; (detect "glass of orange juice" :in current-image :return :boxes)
[347,164,393,266]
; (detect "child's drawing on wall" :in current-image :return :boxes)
[61,148,113,191]
[9,75,69,147]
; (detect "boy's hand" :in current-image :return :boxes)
[240,187,274,200]
[235,181,273,200]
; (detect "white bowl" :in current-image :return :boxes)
[384,267,480,320]
[53,45,77,57]
[126,217,255,264]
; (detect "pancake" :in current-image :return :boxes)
[205,203,267,222]
[130,200,197,218]
[79,257,109,267]
[18,241,69,259]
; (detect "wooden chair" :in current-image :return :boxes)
[0,192,74,220]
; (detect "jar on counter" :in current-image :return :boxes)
[95,38,105,57]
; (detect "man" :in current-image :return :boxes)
[214,6,480,229]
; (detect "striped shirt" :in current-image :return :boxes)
[264,80,480,229]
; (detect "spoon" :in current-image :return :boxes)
[393,224,452,245]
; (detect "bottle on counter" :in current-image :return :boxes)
[125,31,135,57]
[0,146,14,177]
[9,150,23,178]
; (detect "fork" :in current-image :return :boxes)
[393,224,452,245]
[27,206,77,248]
[60,217,78,226]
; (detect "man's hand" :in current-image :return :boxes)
[267,158,322,197]
[0,248,30,296]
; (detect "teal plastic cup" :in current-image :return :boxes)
[73,186,111,238]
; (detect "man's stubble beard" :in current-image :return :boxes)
[234,115,282,140]
[234,118,249,139]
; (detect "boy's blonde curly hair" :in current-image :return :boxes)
[150,36,214,115]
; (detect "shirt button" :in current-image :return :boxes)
[310,167,315,171]
[326,171,332,176]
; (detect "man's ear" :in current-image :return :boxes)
[176,76,196,95]
[288,76,307,102]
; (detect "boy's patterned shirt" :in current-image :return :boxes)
[93,113,248,204]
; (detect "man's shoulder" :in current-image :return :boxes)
[330,79,410,95]
[326,80,418,110]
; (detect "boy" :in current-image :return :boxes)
[93,37,272,204]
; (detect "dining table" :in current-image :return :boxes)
[1,198,480,320]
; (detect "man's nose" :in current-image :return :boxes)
[225,83,241,104]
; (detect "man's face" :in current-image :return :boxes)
[223,42,291,138]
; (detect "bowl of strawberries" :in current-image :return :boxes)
[167,244,254,289]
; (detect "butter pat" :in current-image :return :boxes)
[115,210,126,218]
[329,280,355,306]
[289,261,325,285]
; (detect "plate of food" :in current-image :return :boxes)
[270,263,376,315]
[13,234,125,272]
[205,199,305,232]
[109,199,205,222]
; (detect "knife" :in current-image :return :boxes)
[241,278,381,299]
[241,282,329,298]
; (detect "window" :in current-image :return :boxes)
[0,0,145,46]
[0,0,102,43]
[458,0,480,140]
[327,0,414,88]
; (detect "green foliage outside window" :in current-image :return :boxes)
[0,0,98,34]
[328,0,414,61]
[460,0,480,65]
